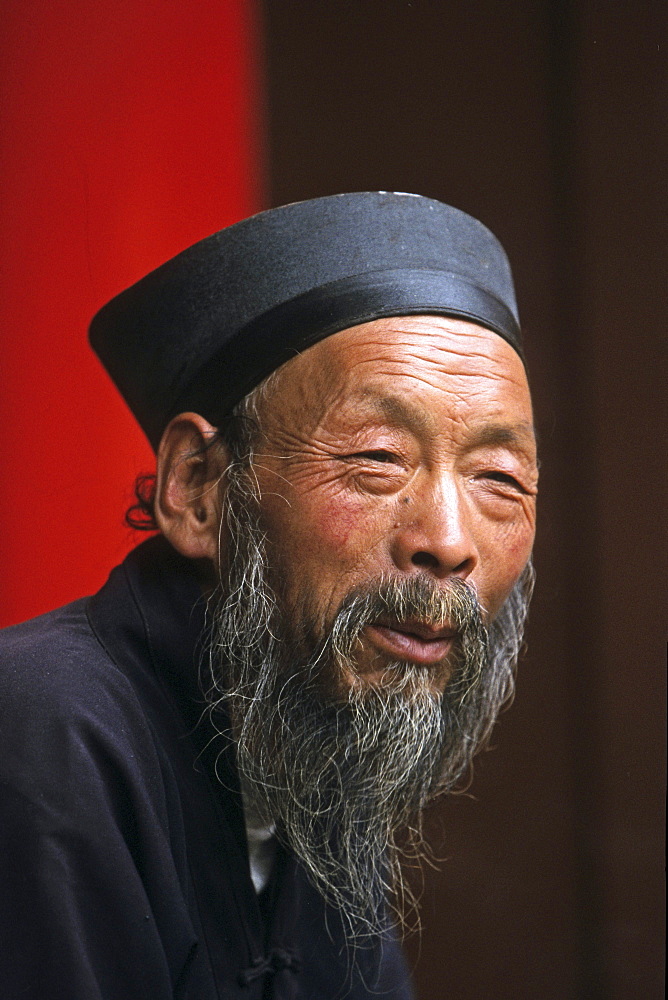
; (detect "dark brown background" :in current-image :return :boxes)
[260,2,666,997]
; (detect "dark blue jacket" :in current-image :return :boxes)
[0,536,414,999]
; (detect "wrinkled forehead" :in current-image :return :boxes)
[254,315,534,446]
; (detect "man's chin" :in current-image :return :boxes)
[331,657,453,701]
[328,627,452,695]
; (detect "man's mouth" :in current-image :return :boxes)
[363,619,458,666]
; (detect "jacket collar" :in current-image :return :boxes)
[87,533,247,850]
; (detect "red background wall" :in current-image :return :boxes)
[0,0,265,624]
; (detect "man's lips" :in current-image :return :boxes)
[363,620,458,666]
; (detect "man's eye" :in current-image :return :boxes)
[351,450,398,464]
[484,471,526,491]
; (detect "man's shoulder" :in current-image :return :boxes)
[1,597,95,656]
[0,597,150,753]
[1,598,116,698]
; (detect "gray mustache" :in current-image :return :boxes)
[331,575,482,640]
[325,576,488,699]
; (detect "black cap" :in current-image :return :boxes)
[89,192,522,450]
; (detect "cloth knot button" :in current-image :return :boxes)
[238,948,301,986]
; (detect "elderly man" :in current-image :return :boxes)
[0,193,537,999]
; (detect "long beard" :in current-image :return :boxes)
[208,458,534,944]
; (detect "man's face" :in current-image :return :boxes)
[244,315,537,697]
[206,314,536,940]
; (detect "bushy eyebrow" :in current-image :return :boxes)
[359,390,436,435]
[466,422,536,450]
[357,392,536,452]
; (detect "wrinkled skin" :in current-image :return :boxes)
[246,315,538,695]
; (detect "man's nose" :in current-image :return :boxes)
[389,476,478,580]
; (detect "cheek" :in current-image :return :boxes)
[271,488,389,573]
[309,496,369,549]
[478,523,534,617]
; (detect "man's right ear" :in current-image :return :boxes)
[153,412,229,565]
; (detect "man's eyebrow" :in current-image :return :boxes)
[356,393,536,448]
[358,391,436,434]
[466,422,537,451]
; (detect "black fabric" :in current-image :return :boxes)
[0,536,414,999]
[89,191,522,449]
